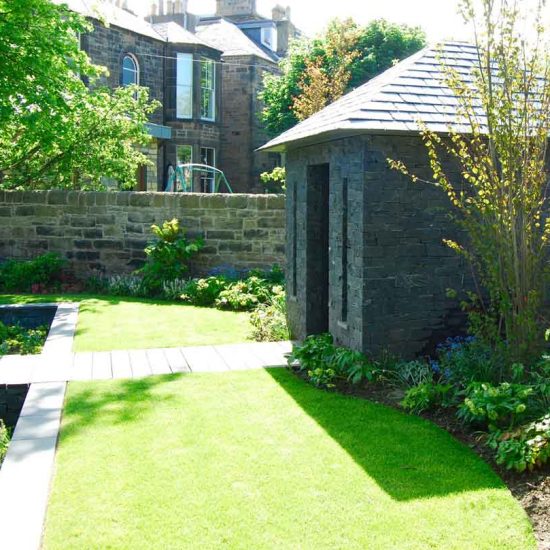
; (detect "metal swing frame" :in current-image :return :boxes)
[165,164,233,194]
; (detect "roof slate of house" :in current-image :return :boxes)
[195,18,279,63]
[57,0,219,49]
[151,21,218,50]
[260,42,481,152]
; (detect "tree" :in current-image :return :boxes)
[390,0,550,362]
[0,0,159,190]
[259,18,426,137]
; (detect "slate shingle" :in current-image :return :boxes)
[260,42,483,152]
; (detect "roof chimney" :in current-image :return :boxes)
[215,0,257,18]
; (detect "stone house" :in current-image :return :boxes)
[59,0,299,192]
[261,42,478,359]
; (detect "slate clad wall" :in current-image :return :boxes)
[286,134,470,359]
[0,191,285,278]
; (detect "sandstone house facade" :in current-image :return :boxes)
[62,0,300,193]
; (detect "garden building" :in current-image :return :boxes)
[261,42,477,358]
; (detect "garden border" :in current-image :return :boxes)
[0,303,78,550]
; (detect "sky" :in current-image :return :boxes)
[130,0,472,42]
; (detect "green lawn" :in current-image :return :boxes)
[43,369,535,550]
[0,294,253,351]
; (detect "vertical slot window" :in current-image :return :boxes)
[292,180,297,297]
[341,178,349,323]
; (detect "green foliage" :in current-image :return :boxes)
[0,419,9,465]
[260,167,286,193]
[181,273,282,312]
[216,277,277,311]
[0,253,65,293]
[401,382,455,414]
[0,0,159,189]
[249,287,289,342]
[138,219,203,295]
[180,276,230,307]
[457,382,533,430]
[260,19,425,136]
[386,359,433,388]
[488,414,550,473]
[290,333,377,388]
[0,322,49,356]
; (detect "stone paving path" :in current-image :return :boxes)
[0,341,292,384]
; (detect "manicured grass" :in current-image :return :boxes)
[43,369,535,549]
[0,294,253,351]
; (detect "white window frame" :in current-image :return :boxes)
[122,53,140,87]
[261,26,278,52]
[200,59,216,122]
[177,53,194,119]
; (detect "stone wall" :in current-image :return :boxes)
[286,134,471,359]
[0,191,285,278]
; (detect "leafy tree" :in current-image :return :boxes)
[0,0,159,189]
[390,0,550,362]
[260,18,426,137]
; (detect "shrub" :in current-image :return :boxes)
[488,414,550,472]
[138,219,203,294]
[161,278,189,302]
[290,334,377,388]
[0,253,65,292]
[250,288,289,342]
[0,420,10,465]
[180,276,229,307]
[216,282,260,311]
[457,382,533,430]
[260,166,286,193]
[216,277,276,311]
[386,360,434,388]
[401,382,455,414]
[105,274,145,297]
[248,264,285,285]
[0,322,49,355]
[436,336,511,386]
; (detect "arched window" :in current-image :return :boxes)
[122,54,139,87]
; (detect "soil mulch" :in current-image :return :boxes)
[292,369,550,549]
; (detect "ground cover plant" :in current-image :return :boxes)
[0,321,48,356]
[43,369,534,549]
[0,419,10,466]
[0,295,253,352]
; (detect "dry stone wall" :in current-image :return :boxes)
[0,191,285,278]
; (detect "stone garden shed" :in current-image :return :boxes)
[261,42,478,358]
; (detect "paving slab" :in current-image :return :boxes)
[162,347,190,373]
[110,350,132,379]
[128,349,152,378]
[146,348,172,375]
[71,351,93,381]
[92,352,112,380]
[180,345,229,372]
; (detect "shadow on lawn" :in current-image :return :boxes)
[265,368,505,502]
[60,375,183,442]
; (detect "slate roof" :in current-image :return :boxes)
[56,0,218,49]
[152,21,218,49]
[195,18,279,63]
[260,42,481,152]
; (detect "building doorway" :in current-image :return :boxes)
[305,163,330,335]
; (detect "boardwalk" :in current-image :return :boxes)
[0,341,293,384]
